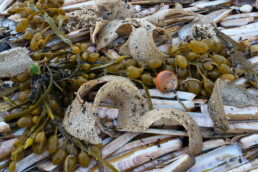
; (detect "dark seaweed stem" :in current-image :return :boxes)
[5,67,53,121]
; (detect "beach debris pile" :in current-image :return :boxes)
[0,0,258,172]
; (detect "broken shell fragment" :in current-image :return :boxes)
[63,80,101,145]
[95,0,135,20]
[91,20,108,45]
[155,70,178,93]
[159,154,195,172]
[217,79,258,107]
[138,108,203,155]
[208,79,230,131]
[0,47,33,78]
[95,20,133,51]
[64,75,134,144]
[94,81,148,132]
[128,27,172,63]
[208,79,258,131]
[240,4,253,13]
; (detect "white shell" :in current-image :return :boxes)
[240,4,253,13]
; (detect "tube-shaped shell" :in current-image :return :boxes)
[187,144,246,172]
[94,81,148,132]
[239,134,258,150]
[128,27,172,63]
[138,108,203,155]
[146,9,196,27]
[90,138,182,172]
[159,154,195,172]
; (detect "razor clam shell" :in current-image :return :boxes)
[91,138,182,172]
[239,134,258,149]
[194,0,232,8]
[223,122,258,133]
[102,132,139,158]
[223,12,258,20]
[37,161,58,171]
[130,0,194,5]
[130,89,196,100]
[221,17,256,27]
[61,1,96,11]
[159,154,195,172]
[91,89,197,100]
[133,139,225,172]
[153,112,214,128]
[227,158,258,172]
[187,144,247,172]
[151,99,195,111]
[201,104,258,120]
[221,22,258,35]
[112,135,172,157]
[0,0,15,13]
[0,138,17,161]
[206,156,249,172]
[231,32,258,42]
[135,5,169,18]
[63,0,93,6]
[46,29,90,49]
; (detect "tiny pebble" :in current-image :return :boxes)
[240,4,253,13]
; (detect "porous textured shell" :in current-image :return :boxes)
[208,79,230,131]
[96,0,135,20]
[128,27,172,63]
[208,79,258,131]
[94,81,148,132]
[97,75,134,85]
[218,79,258,107]
[0,47,33,78]
[95,20,133,51]
[64,9,99,33]
[63,76,134,143]
[130,18,156,29]
[63,80,101,144]
[138,108,203,156]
